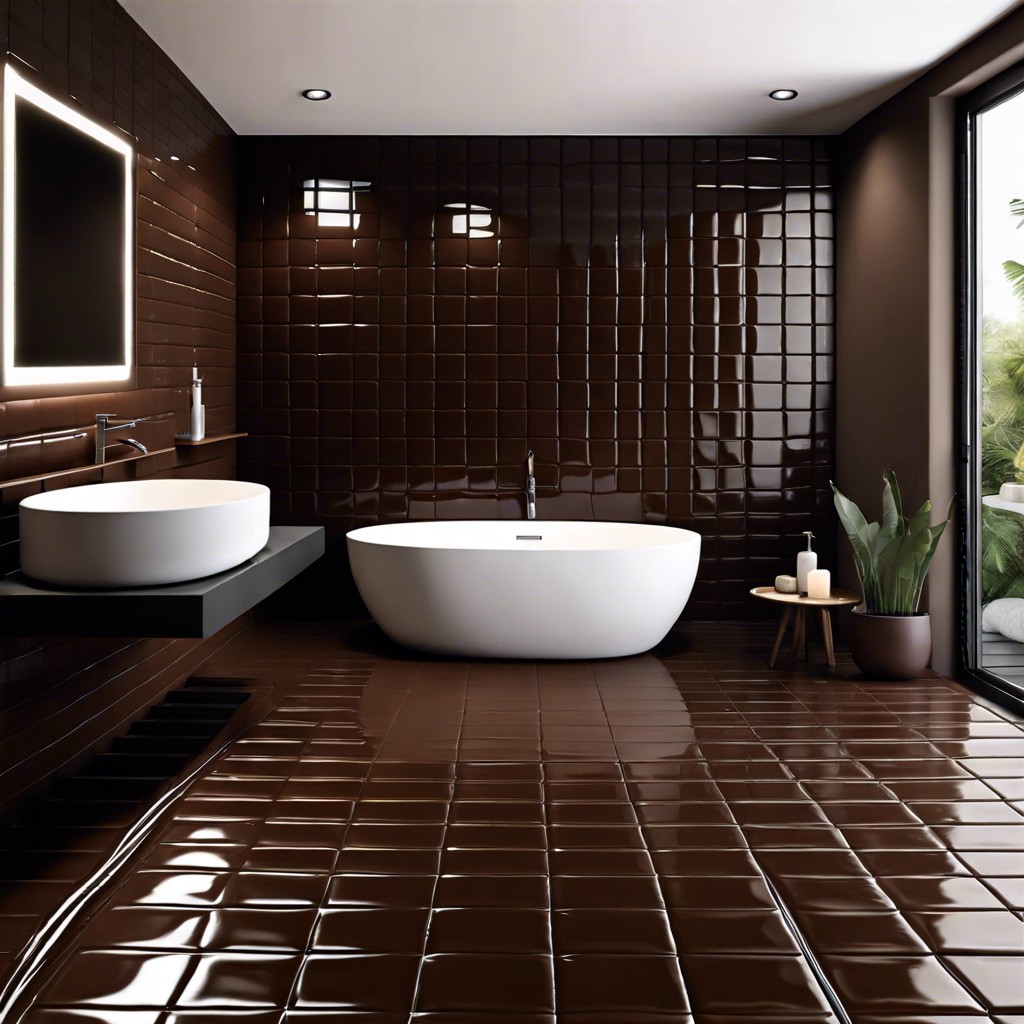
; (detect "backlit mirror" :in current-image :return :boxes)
[2,63,134,392]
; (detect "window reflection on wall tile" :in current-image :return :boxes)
[238,136,834,618]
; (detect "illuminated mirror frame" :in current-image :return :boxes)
[1,63,135,394]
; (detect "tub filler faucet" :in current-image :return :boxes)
[526,450,537,520]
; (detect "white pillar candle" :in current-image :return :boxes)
[806,569,831,600]
[774,574,798,594]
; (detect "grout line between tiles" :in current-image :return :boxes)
[404,661,467,1024]
[694,652,855,1024]
[273,657,429,1018]
[594,657,694,1022]
[538,664,559,1024]
[755,867,852,1024]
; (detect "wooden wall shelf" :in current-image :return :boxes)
[0,431,245,491]
[174,432,247,448]
[0,447,177,493]
[0,526,325,638]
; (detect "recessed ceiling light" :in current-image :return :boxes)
[169,154,180,161]
[769,89,798,101]
[302,88,331,101]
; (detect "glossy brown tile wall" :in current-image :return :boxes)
[0,0,238,813]
[237,136,834,618]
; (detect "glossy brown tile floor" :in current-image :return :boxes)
[4,620,1024,1023]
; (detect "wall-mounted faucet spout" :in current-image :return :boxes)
[95,414,137,464]
[525,449,536,520]
[94,414,154,464]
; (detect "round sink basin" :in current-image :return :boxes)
[19,479,270,587]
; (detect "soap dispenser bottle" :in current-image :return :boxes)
[797,531,817,595]
[189,366,205,441]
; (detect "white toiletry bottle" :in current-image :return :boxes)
[796,531,817,595]
[190,367,205,441]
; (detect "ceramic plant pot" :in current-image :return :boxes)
[848,608,931,680]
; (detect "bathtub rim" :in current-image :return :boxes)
[346,518,700,553]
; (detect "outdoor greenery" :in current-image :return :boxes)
[981,313,1024,600]
[1002,196,1024,305]
[832,470,953,616]
[983,195,1024,601]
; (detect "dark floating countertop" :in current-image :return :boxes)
[0,525,325,638]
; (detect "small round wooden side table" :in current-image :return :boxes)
[750,586,861,671]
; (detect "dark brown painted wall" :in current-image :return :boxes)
[0,0,237,813]
[835,5,1024,675]
[238,136,835,619]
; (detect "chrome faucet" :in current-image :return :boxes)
[95,414,148,464]
[525,449,537,520]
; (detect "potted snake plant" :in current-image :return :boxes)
[831,470,954,679]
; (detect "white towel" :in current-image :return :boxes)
[981,598,1024,643]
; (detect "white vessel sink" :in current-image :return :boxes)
[19,479,270,587]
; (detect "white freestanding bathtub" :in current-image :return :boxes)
[347,520,701,659]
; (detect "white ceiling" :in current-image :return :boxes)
[118,0,1022,136]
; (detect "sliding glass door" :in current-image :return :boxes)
[964,68,1024,700]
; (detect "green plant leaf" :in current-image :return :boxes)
[911,496,955,611]
[831,480,875,584]
[832,470,952,615]
[1009,196,1024,228]
[906,499,934,542]
[876,531,927,613]
[882,468,904,536]
[1004,259,1024,305]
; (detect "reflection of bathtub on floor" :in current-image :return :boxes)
[346,520,701,659]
